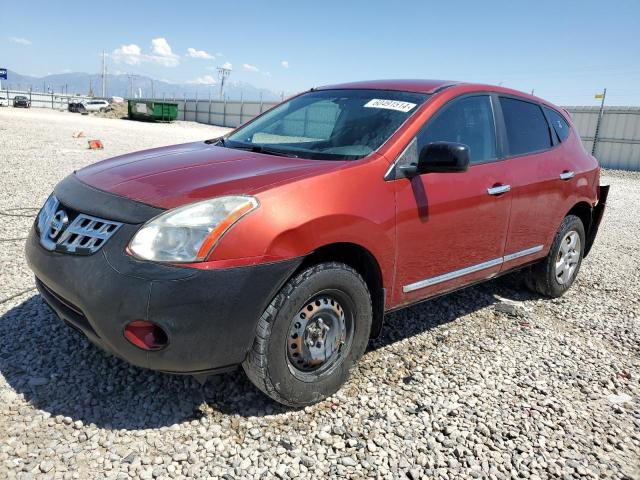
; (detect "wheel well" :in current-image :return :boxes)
[297,243,385,339]
[567,201,592,234]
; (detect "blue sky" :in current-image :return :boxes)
[1,0,639,105]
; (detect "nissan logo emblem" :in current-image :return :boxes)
[48,210,69,240]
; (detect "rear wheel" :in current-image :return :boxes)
[243,262,372,406]
[525,214,585,298]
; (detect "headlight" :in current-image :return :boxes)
[129,196,258,262]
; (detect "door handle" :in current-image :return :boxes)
[559,171,575,180]
[487,184,511,196]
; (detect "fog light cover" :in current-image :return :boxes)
[124,320,168,351]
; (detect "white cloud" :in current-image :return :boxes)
[112,43,143,65]
[281,60,289,69]
[262,71,272,78]
[187,75,217,85]
[9,36,32,45]
[243,63,259,72]
[186,47,214,59]
[149,38,180,66]
[111,38,180,67]
[221,62,233,70]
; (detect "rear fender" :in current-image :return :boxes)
[584,185,609,257]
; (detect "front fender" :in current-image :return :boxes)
[265,213,394,278]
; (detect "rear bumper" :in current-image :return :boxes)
[584,184,609,257]
[26,223,301,374]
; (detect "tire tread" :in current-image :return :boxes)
[526,214,585,298]
[243,262,370,406]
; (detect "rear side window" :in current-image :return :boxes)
[417,95,497,164]
[543,106,571,142]
[500,97,552,156]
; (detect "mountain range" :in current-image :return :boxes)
[0,70,282,101]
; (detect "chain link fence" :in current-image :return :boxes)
[3,88,638,171]
[564,106,640,171]
[0,89,94,110]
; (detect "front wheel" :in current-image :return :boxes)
[525,214,585,298]
[243,262,372,406]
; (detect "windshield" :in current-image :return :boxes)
[225,89,429,160]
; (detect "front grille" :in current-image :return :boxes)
[37,196,123,255]
[56,214,121,254]
[36,278,100,339]
[37,278,84,316]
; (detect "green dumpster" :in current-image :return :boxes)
[128,100,178,122]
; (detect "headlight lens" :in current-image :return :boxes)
[129,196,258,262]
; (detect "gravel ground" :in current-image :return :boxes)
[0,108,638,480]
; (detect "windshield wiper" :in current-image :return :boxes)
[227,142,299,158]
[252,145,299,158]
[204,136,226,146]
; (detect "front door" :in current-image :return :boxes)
[392,94,512,305]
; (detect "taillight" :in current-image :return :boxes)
[124,320,168,350]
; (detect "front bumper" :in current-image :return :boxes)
[25,204,301,374]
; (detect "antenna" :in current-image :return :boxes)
[217,66,231,100]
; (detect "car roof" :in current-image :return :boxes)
[313,79,561,110]
[315,79,458,94]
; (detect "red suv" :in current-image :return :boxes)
[26,80,608,406]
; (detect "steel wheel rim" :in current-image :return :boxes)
[555,230,581,285]
[286,291,354,380]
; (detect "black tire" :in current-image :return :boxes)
[243,262,372,406]
[525,214,585,298]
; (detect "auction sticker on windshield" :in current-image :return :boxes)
[364,99,417,113]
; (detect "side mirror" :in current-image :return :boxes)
[401,141,470,176]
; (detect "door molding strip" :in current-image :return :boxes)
[402,244,544,293]
[503,244,543,262]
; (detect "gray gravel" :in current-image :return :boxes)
[1,107,639,479]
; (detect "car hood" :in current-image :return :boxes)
[76,141,346,210]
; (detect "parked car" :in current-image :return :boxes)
[83,99,109,112]
[68,100,86,113]
[0,96,8,107]
[26,80,608,406]
[13,95,31,108]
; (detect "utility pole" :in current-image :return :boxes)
[217,66,231,100]
[101,50,106,98]
[592,88,607,156]
[88,77,93,97]
[127,74,137,99]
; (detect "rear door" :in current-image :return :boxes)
[393,94,512,305]
[495,96,563,269]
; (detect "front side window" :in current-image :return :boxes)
[225,89,430,160]
[543,106,571,142]
[500,97,552,156]
[417,95,497,164]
